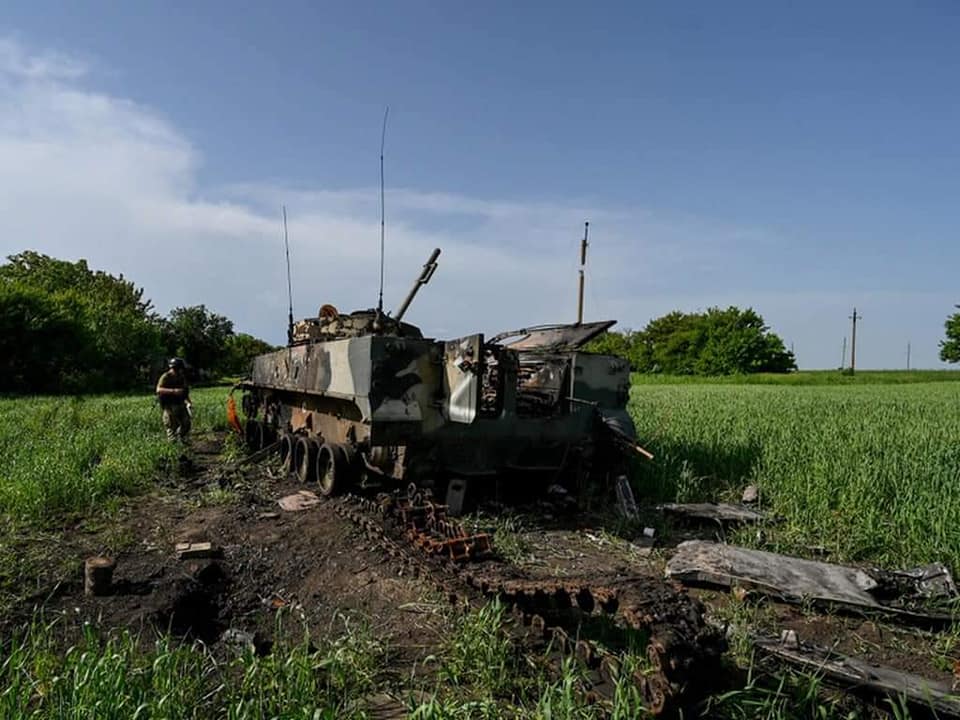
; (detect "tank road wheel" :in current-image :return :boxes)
[244,419,261,451]
[315,445,337,496]
[316,443,356,496]
[255,422,275,451]
[294,436,319,484]
[279,433,295,474]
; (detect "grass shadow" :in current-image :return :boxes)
[630,436,765,505]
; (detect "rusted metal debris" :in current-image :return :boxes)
[667,541,956,625]
[331,488,724,715]
[387,492,493,562]
[657,502,770,525]
[753,633,960,716]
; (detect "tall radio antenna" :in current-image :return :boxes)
[576,221,589,324]
[282,205,294,344]
[377,106,390,314]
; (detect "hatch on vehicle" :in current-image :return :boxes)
[443,333,483,424]
[490,320,616,352]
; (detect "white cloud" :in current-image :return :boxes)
[0,37,88,81]
[0,37,951,369]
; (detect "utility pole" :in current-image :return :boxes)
[841,337,847,370]
[906,341,911,371]
[576,221,589,324]
[849,308,860,373]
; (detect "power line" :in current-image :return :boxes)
[849,308,861,373]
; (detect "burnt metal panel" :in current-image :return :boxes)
[492,320,616,351]
[443,334,483,424]
[569,352,631,409]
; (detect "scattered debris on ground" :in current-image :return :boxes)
[753,634,960,715]
[277,489,321,512]
[667,540,957,625]
[4,432,959,717]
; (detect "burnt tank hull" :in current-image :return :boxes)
[238,316,633,502]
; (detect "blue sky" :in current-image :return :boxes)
[1,2,958,368]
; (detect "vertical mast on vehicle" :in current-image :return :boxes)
[282,205,294,345]
[577,221,589,324]
[377,106,390,315]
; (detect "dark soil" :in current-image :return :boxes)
[4,434,449,671]
[4,431,957,712]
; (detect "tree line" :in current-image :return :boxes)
[0,252,275,394]
[591,304,960,374]
[4,251,958,393]
[585,306,797,374]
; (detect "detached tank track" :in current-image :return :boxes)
[329,491,723,716]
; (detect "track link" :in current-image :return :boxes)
[331,490,724,716]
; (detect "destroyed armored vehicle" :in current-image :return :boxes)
[232,249,637,510]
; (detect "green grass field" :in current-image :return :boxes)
[0,387,228,523]
[3,376,958,567]
[632,369,960,385]
[2,377,959,717]
[628,378,960,568]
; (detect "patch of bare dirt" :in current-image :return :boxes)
[509,527,661,579]
[5,435,450,670]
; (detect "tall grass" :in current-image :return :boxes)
[418,600,649,719]
[0,614,384,719]
[0,388,228,522]
[631,369,960,386]
[629,382,960,568]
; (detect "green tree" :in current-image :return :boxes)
[0,283,90,392]
[695,307,795,374]
[585,307,795,376]
[222,333,277,375]
[163,305,235,376]
[0,251,155,317]
[0,252,164,392]
[639,311,706,373]
[583,328,637,364]
[940,306,960,363]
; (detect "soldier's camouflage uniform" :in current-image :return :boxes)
[156,369,191,441]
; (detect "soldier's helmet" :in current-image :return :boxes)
[168,357,185,370]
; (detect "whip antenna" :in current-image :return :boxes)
[282,205,294,344]
[377,106,390,313]
[577,221,589,324]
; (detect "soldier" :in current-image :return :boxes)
[156,357,192,442]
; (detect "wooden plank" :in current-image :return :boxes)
[667,540,880,607]
[666,541,954,626]
[175,542,220,560]
[754,636,960,716]
[657,502,769,524]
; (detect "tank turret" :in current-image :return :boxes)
[291,307,423,344]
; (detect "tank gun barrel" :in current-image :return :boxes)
[393,248,441,322]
